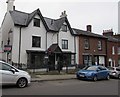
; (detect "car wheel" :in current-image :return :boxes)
[118,74,120,79]
[93,75,97,81]
[17,78,28,88]
[106,75,110,80]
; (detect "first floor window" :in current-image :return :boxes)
[32,36,41,48]
[98,41,102,50]
[62,39,68,49]
[84,39,90,50]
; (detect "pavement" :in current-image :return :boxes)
[31,74,76,82]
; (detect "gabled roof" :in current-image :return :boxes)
[9,9,73,34]
[47,44,62,53]
[9,9,48,30]
[73,28,107,39]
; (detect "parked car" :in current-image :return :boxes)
[76,65,110,81]
[108,67,120,79]
[0,60,31,88]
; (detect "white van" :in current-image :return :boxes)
[0,61,31,88]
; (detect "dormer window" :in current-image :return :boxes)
[33,18,40,27]
[61,24,67,32]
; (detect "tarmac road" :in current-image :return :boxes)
[2,79,119,95]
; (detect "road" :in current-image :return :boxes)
[2,79,119,95]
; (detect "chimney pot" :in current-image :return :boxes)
[86,25,92,32]
[60,10,67,18]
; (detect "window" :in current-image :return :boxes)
[98,66,107,70]
[61,24,67,32]
[118,47,120,55]
[112,46,115,55]
[83,55,92,65]
[32,36,41,48]
[98,41,102,50]
[62,40,68,49]
[84,39,89,50]
[71,54,75,65]
[0,62,12,71]
[33,18,40,27]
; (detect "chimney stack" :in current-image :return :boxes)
[60,10,67,18]
[103,29,113,36]
[6,0,15,12]
[86,25,92,32]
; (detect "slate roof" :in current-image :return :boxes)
[9,9,73,34]
[44,17,65,32]
[106,36,119,42]
[10,10,29,26]
[10,9,48,28]
[73,28,107,39]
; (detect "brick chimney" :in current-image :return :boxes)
[6,0,15,12]
[103,29,113,36]
[60,10,67,18]
[86,25,92,32]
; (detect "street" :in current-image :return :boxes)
[2,79,119,95]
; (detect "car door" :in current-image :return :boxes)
[1,62,18,84]
[98,66,108,79]
[96,67,103,79]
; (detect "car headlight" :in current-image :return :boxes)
[112,72,116,75]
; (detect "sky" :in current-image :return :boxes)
[0,0,119,35]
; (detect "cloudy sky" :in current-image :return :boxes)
[0,0,119,34]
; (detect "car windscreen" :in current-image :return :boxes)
[107,67,114,70]
[84,66,97,70]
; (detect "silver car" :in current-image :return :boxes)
[0,61,31,88]
[108,67,120,79]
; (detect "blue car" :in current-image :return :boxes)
[76,65,110,81]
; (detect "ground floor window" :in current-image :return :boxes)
[27,51,75,69]
[71,54,75,65]
[27,52,45,69]
[83,55,92,66]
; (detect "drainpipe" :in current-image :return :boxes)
[74,36,76,65]
[46,31,47,50]
[57,33,59,45]
[18,26,22,64]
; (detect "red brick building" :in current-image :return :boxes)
[73,25,107,67]
[103,30,119,67]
